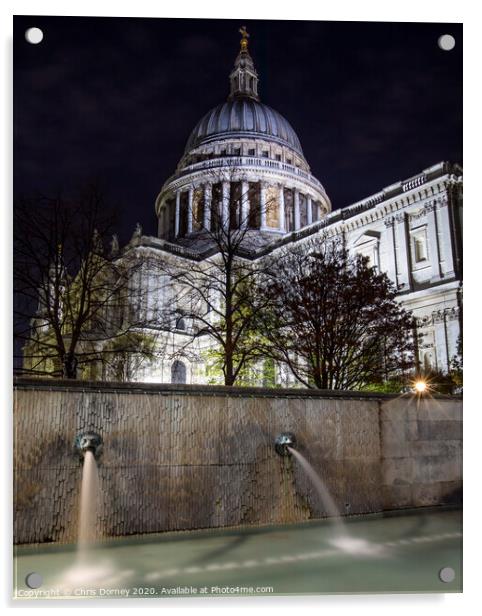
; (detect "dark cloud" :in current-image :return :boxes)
[14,17,462,243]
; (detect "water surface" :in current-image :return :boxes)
[14,508,462,598]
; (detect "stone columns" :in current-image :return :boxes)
[426,204,442,281]
[241,180,249,228]
[174,189,181,237]
[163,205,168,237]
[260,182,267,230]
[204,183,212,230]
[157,204,164,237]
[438,200,455,277]
[306,194,312,225]
[446,309,461,362]
[294,189,301,230]
[314,202,320,222]
[222,181,230,228]
[384,219,398,285]
[394,213,412,291]
[433,311,450,372]
[187,187,193,234]
[279,185,286,232]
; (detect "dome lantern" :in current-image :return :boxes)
[228,26,260,102]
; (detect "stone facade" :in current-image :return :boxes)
[125,175,463,386]
[114,34,462,386]
[13,379,462,544]
[23,32,463,386]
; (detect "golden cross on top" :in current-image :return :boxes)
[239,26,249,51]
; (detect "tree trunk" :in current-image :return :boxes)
[225,366,235,386]
[62,352,78,379]
[224,336,235,386]
[224,265,235,386]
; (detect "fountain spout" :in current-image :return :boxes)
[275,432,296,456]
[75,432,103,460]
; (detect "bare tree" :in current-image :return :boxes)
[164,169,276,386]
[258,236,417,390]
[14,185,163,379]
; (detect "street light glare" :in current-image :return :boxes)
[414,380,427,393]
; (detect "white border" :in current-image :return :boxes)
[2,2,477,615]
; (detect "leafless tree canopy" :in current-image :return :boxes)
[257,237,417,390]
[14,185,160,379]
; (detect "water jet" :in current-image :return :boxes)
[74,432,102,546]
[276,431,345,532]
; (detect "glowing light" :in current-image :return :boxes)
[414,380,428,394]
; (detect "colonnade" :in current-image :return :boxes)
[161,180,324,238]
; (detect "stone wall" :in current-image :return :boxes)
[13,379,462,544]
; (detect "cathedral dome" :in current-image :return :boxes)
[184,98,304,155]
[155,27,331,244]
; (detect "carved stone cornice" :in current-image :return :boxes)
[385,212,406,227]
[447,307,460,321]
[432,307,459,324]
[437,194,449,208]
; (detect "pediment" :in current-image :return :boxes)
[353,230,381,247]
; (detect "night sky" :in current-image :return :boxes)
[14,17,462,244]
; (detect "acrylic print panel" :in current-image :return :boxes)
[13,16,462,599]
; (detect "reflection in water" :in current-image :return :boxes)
[17,510,461,597]
[189,533,249,565]
[328,535,387,557]
[57,557,134,590]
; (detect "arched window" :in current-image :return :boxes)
[176,317,186,331]
[171,360,187,384]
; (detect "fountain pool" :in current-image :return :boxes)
[14,507,461,598]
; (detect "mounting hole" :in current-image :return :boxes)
[25,27,44,45]
[439,566,455,583]
[438,34,455,51]
[25,572,43,589]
